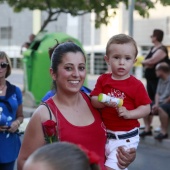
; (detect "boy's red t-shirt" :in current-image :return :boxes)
[90,74,151,131]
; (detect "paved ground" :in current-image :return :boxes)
[129,143,170,170]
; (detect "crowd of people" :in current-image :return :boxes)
[0,30,170,170]
[140,29,170,140]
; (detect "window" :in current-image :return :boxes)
[0,26,12,39]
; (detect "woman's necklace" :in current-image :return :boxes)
[0,84,6,94]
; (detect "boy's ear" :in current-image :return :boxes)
[104,55,109,64]
[133,58,137,64]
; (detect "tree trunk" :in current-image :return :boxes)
[39,12,55,33]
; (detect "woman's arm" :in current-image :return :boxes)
[16,104,24,124]
[116,147,136,169]
[142,49,166,66]
[17,107,46,170]
[8,86,24,132]
[91,96,105,108]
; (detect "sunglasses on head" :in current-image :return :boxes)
[0,62,9,68]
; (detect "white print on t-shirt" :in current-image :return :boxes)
[109,89,126,100]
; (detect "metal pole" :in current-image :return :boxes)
[128,0,135,37]
[90,11,95,75]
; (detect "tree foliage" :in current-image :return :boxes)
[0,0,170,32]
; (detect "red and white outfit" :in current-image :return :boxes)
[90,73,151,170]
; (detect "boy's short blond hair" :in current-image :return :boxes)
[106,34,138,57]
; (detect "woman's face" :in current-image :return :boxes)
[51,52,86,94]
[151,35,157,44]
[0,57,8,79]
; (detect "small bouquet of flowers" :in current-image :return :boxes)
[42,120,58,144]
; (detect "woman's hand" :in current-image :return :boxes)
[116,147,136,169]
[8,120,20,133]
[0,125,9,132]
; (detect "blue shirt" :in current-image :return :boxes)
[41,86,91,102]
[0,81,22,163]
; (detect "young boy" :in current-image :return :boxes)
[90,34,151,170]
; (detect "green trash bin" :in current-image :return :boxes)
[23,31,88,106]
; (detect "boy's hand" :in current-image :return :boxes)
[118,106,131,119]
[103,92,118,108]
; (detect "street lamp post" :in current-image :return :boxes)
[128,0,135,37]
[90,11,95,75]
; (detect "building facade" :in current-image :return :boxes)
[0,2,170,73]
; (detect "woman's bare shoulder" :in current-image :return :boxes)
[31,104,55,122]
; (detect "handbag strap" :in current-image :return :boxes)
[41,102,52,120]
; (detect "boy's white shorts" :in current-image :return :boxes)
[105,128,139,170]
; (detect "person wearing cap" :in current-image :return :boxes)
[140,29,170,137]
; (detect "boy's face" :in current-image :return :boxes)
[104,43,137,80]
